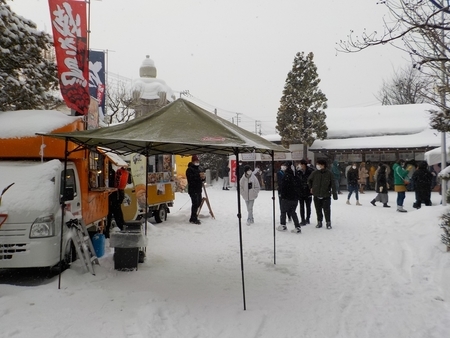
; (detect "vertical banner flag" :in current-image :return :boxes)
[48,0,90,115]
[89,50,106,121]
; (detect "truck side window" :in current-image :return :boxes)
[61,169,77,197]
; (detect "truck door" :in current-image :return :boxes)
[61,164,82,218]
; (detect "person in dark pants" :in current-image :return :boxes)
[296,159,314,225]
[186,155,204,224]
[411,161,433,209]
[277,161,301,233]
[106,166,129,238]
[308,159,338,229]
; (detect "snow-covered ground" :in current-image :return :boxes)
[1,182,449,338]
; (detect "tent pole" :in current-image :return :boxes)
[234,148,246,310]
[271,151,276,265]
[58,138,69,289]
[144,148,149,236]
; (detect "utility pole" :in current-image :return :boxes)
[235,113,241,127]
[255,120,261,135]
[440,0,448,205]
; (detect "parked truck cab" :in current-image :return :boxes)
[0,110,112,270]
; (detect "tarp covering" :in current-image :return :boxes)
[424,146,450,166]
[40,98,287,156]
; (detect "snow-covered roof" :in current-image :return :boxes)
[0,110,80,139]
[263,104,444,151]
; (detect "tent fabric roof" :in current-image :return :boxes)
[40,99,287,156]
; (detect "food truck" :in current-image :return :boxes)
[121,153,175,224]
[0,110,115,270]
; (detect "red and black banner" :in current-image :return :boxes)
[48,0,90,115]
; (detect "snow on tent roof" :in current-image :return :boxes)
[0,110,80,139]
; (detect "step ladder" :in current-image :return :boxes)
[66,219,99,275]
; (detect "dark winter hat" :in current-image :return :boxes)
[299,159,308,165]
[191,155,199,162]
[284,161,293,167]
[244,165,251,172]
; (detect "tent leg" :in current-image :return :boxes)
[234,148,246,310]
[271,152,276,265]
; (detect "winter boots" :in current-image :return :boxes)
[396,206,407,213]
[370,199,376,206]
[346,200,351,205]
[356,201,362,206]
[383,203,391,208]
[316,221,323,228]
[326,222,332,229]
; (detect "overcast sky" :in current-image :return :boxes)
[8,0,408,134]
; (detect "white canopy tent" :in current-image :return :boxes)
[424,146,450,166]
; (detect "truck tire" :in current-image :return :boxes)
[154,205,167,223]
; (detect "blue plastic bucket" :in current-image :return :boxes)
[92,233,105,258]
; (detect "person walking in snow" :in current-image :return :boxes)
[239,165,260,225]
[411,161,433,209]
[296,159,314,225]
[277,161,302,233]
[370,165,391,208]
[331,160,342,195]
[308,159,338,229]
[277,163,291,222]
[222,162,230,190]
[346,163,362,206]
[186,155,204,224]
[358,162,369,194]
[393,159,410,212]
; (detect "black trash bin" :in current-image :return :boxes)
[110,229,146,271]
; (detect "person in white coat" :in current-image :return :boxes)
[240,165,261,225]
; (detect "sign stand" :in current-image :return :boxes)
[197,184,215,219]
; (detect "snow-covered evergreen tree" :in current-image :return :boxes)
[0,0,60,111]
[276,52,328,156]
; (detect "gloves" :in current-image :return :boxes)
[333,193,338,200]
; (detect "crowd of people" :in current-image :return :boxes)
[187,156,437,230]
[234,158,437,231]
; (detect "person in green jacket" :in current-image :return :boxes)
[308,159,338,229]
[392,159,410,212]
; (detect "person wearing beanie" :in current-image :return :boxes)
[307,159,338,229]
[186,155,204,224]
[239,165,260,225]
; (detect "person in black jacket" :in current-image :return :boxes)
[370,164,391,208]
[411,161,433,209]
[277,162,302,233]
[296,159,314,225]
[186,155,204,224]
[346,163,362,206]
[307,159,338,229]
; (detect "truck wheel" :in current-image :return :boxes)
[154,206,167,223]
